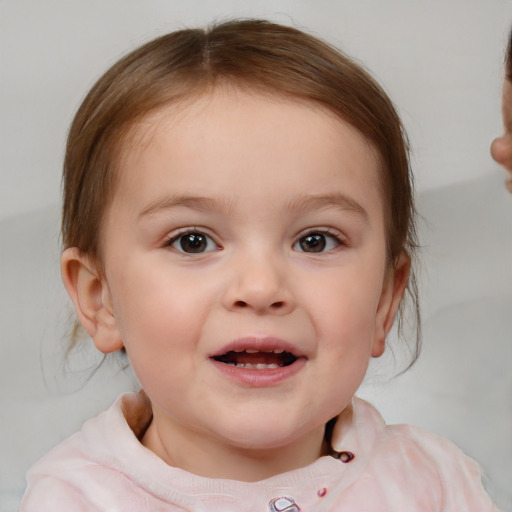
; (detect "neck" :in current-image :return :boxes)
[141,409,326,482]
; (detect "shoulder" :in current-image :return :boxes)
[19,476,94,512]
[23,394,125,479]
[382,420,486,482]
[381,422,483,483]
[349,398,483,475]
[335,398,499,510]
[20,431,109,512]
[20,393,149,511]
[385,424,500,509]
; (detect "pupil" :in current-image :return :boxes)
[180,233,206,253]
[301,234,326,252]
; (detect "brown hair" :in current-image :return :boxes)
[506,29,512,81]
[62,19,421,367]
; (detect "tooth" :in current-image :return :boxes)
[256,364,267,370]
[267,363,279,369]
[245,349,258,353]
[273,349,284,354]
[244,363,257,369]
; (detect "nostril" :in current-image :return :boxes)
[271,301,285,309]
[234,300,248,308]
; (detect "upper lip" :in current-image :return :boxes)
[209,337,305,358]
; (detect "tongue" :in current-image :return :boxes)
[229,351,281,366]
[214,350,297,366]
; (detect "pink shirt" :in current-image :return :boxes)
[20,392,499,511]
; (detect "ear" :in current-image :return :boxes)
[61,248,124,354]
[372,252,411,358]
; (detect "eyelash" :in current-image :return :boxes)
[163,228,220,254]
[162,227,345,255]
[293,228,345,253]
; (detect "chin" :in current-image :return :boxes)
[213,416,320,452]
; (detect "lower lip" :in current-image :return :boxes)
[210,357,306,386]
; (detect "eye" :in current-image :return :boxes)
[167,231,218,254]
[293,231,341,253]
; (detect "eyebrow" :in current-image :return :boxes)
[138,192,368,222]
[138,194,235,218]
[285,193,369,222]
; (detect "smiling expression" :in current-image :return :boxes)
[66,89,407,479]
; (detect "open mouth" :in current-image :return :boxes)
[212,349,298,369]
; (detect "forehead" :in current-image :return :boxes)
[111,89,382,219]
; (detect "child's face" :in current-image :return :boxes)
[67,89,407,470]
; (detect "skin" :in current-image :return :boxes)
[490,79,512,193]
[62,89,409,482]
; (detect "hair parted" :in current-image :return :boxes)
[62,18,421,367]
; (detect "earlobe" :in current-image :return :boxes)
[61,248,124,354]
[372,253,411,358]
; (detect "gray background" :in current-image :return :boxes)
[1,1,511,510]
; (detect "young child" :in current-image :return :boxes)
[20,19,499,511]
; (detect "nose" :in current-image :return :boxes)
[222,251,295,315]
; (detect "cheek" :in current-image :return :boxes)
[310,267,382,343]
[114,277,205,393]
[108,259,207,350]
